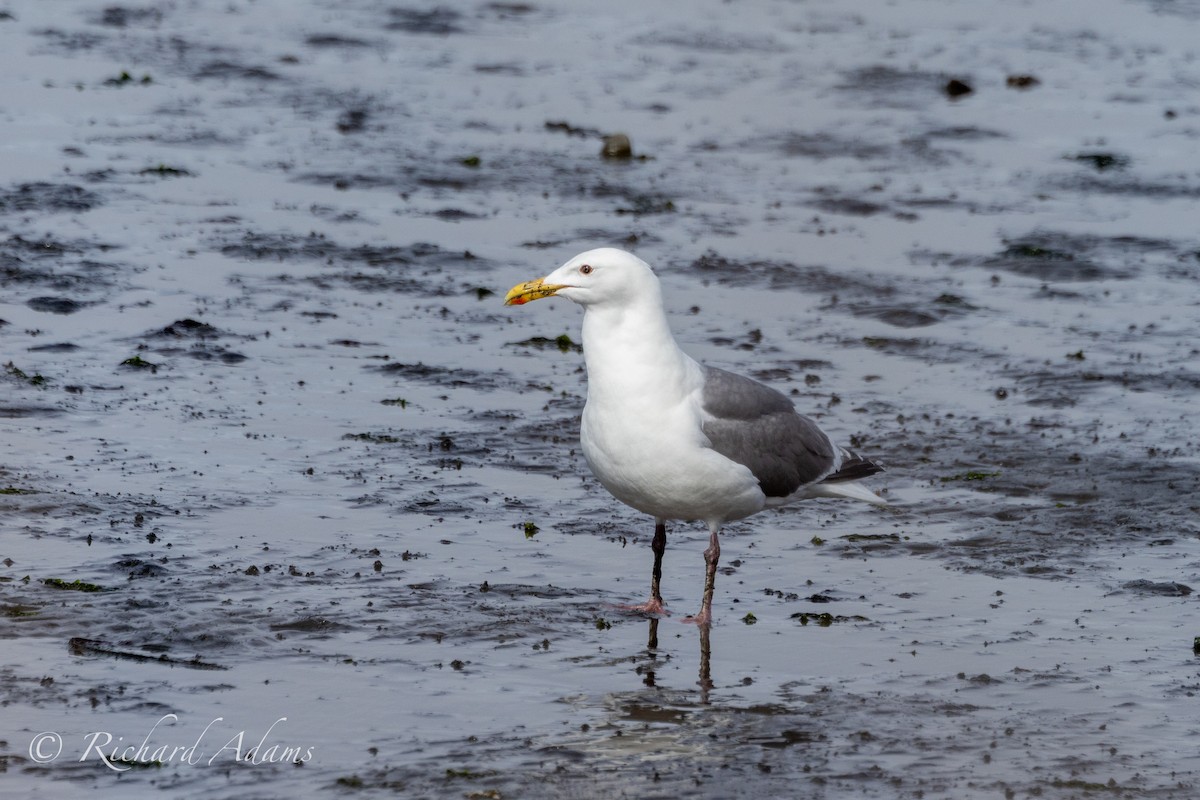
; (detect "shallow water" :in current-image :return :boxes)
[2,0,1199,797]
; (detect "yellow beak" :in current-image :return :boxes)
[504,277,568,306]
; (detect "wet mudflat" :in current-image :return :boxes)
[2,0,1199,797]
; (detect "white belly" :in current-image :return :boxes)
[580,399,765,524]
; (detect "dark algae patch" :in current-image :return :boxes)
[0,182,103,213]
[27,296,87,314]
[941,471,1000,482]
[513,334,582,353]
[43,578,107,592]
[102,70,154,86]
[4,361,47,386]
[1068,152,1130,172]
[153,318,221,338]
[2,604,40,617]
[1121,580,1192,597]
[386,8,463,35]
[120,354,159,371]
[343,432,402,444]
[138,164,192,177]
[68,638,227,670]
[791,612,868,626]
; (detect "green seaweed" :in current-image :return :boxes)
[106,70,153,86]
[120,355,158,370]
[842,533,902,543]
[138,164,192,177]
[4,361,47,386]
[514,335,582,354]
[2,604,39,618]
[44,578,106,592]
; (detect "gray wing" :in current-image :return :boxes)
[699,366,839,498]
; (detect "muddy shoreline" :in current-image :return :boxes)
[3,1,1199,797]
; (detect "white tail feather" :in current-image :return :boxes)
[808,481,887,506]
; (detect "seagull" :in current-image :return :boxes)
[505,248,884,627]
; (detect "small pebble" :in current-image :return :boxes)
[601,133,632,159]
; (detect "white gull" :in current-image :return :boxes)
[505,248,884,626]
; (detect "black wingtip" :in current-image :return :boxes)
[821,450,884,483]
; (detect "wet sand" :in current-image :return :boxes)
[2,1,1199,797]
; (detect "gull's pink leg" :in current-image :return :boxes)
[616,520,669,616]
[684,526,720,628]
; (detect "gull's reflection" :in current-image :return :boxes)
[643,617,714,703]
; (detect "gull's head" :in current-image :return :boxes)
[504,248,659,309]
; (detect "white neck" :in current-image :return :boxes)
[580,297,696,407]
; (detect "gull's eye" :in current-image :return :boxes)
[579,264,593,275]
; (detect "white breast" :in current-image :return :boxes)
[579,363,766,524]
